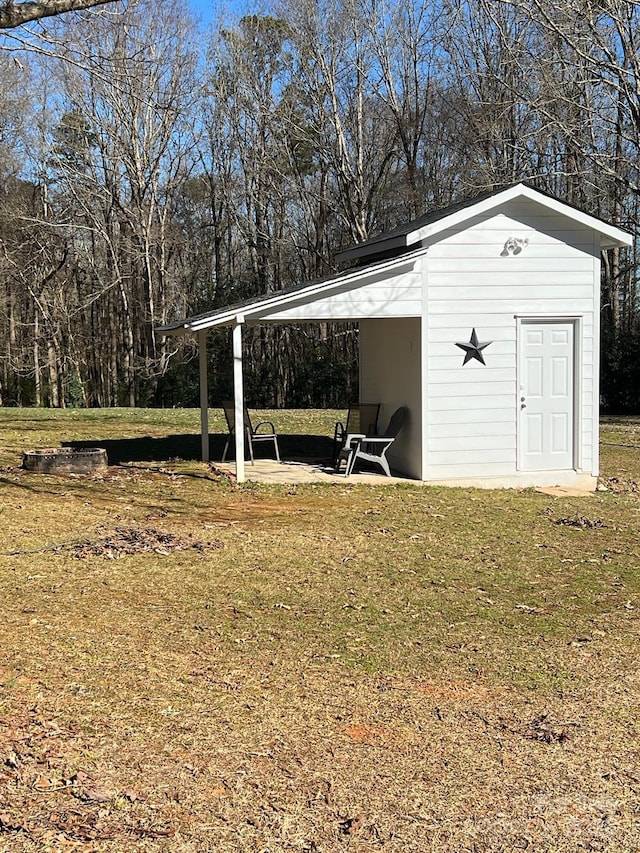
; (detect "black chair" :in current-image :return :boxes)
[333,402,380,462]
[221,401,281,464]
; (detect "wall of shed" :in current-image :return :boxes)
[359,318,422,478]
[423,199,599,482]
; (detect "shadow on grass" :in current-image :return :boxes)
[65,434,335,465]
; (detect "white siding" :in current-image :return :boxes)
[359,318,422,478]
[259,263,422,322]
[424,199,599,481]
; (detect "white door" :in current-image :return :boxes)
[519,321,575,471]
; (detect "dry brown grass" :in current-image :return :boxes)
[0,409,639,852]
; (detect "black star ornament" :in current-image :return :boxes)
[455,328,492,365]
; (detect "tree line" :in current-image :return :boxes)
[1,0,639,412]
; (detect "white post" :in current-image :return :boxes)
[198,330,209,462]
[232,318,245,483]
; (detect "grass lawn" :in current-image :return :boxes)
[0,408,639,852]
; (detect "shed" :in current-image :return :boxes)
[157,183,632,488]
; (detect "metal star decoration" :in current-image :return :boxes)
[455,328,492,365]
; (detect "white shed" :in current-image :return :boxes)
[157,183,632,489]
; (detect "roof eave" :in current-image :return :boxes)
[156,250,424,337]
[335,234,408,263]
[155,322,189,336]
[405,183,633,248]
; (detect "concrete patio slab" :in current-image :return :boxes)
[210,458,417,485]
[535,485,596,497]
[210,459,598,493]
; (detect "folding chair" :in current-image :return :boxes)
[221,401,281,464]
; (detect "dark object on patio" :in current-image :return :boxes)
[221,401,281,464]
[333,402,380,462]
[335,406,407,477]
[22,447,108,474]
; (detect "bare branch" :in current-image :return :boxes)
[0,0,120,29]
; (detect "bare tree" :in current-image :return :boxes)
[0,0,120,30]
[478,0,639,332]
[4,0,200,406]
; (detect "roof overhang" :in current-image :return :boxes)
[407,184,633,249]
[338,183,633,263]
[156,249,423,336]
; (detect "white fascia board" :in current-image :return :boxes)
[405,183,633,249]
[185,249,424,333]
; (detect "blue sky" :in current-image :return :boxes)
[188,0,214,25]
[187,0,266,27]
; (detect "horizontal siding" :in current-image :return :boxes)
[429,434,516,452]
[429,299,594,314]
[427,462,519,478]
[428,257,594,274]
[428,314,517,330]
[429,408,515,426]
[430,380,515,397]
[429,354,514,371]
[429,393,516,412]
[428,283,593,299]
[429,420,514,439]
[582,405,594,421]
[425,200,598,479]
[429,366,515,383]
[428,448,516,466]
[426,205,603,241]
[425,235,595,257]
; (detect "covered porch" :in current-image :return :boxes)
[156,252,424,482]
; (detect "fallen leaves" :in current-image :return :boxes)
[554,515,606,529]
[469,710,581,746]
[518,713,580,745]
[514,603,547,615]
[57,525,220,559]
[0,710,173,846]
[601,476,640,494]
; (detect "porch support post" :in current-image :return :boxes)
[232,317,246,483]
[198,329,209,463]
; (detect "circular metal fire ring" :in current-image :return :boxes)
[22,447,108,474]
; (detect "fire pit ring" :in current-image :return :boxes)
[22,447,108,474]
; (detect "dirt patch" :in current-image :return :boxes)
[343,723,396,744]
